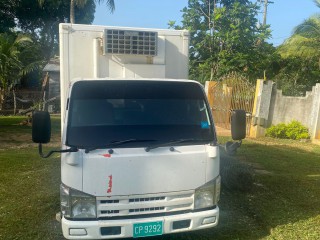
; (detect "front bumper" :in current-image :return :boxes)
[61,207,219,239]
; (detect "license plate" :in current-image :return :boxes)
[133,221,163,238]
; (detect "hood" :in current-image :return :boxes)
[82,145,208,196]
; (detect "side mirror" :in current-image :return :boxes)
[32,111,51,144]
[231,110,246,141]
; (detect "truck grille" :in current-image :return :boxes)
[104,29,158,56]
[97,191,194,218]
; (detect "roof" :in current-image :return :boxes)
[43,58,60,72]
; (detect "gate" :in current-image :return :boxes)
[207,76,255,136]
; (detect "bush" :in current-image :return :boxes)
[266,120,310,140]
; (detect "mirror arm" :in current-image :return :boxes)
[38,143,78,158]
[225,140,242,156]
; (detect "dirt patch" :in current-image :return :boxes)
[0,133,31,142]
[216,126,231,136]
[254,169,273,175]
[237,155,273,175]
[0,133,60,150]
[244,161,273,175]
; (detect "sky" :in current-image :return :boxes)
[93,0,319,46]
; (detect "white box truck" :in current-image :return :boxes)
[32,23,246,239]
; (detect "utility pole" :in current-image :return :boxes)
[262,0,274,26]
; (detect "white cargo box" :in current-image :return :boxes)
[59,23,189,79]
[59,23,189,121]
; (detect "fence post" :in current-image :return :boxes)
[205,81,217,107]
[310,84,320,144]
[250,80,274,138]
[0,88,3,111]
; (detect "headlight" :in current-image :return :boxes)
[60,184,71,217]
[60,184,97,219]
[194,176,221,210]
[195,191,214,209]
[71,191,96,218]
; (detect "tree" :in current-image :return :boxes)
[39,0,115,24]
[273,56,319,96]
[0,33,42,111]
[71,0,115,24]
[278,15,320,67]
[0,34,31,90]
[275,0,320,96]
[2,0,113,63]
[278,0,320,61]
[16,0,95,60]
[214,1,275,79]
[0,0,16,33]
[170,0,276,83]
[169,0,219,81]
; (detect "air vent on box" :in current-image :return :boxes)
[104,29,158,56]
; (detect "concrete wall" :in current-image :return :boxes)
[252,80,320,141]
[268,85,316,130]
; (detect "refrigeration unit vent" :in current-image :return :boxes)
[104,29,158,56]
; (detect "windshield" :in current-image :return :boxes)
[66,80,216,148]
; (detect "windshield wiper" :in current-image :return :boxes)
[84,139,156,153]
[145,138,211,152]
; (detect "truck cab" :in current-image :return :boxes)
[59,78,220,239]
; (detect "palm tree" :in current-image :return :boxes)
[278,0,320,67]
[0,34,32,91]
[71,0,115,24]
[278,15,320,57]
[0,33,38,112]
[39,0,115,24]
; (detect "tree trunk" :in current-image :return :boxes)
[13,89,17,115]
[70,0,75,23]
[0,88,3,111]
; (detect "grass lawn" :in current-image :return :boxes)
[0,116,320,239]
[0,116,63,239]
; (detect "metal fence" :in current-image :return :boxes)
[206,77,255,136]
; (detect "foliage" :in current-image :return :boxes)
[170,0,277,83]
[278,15,320,61]
[0,33,39,91]
[15,0,96,60]
[266,120,310,140]
[273,56,320,96]
[38,0,114,24]
[0,0,97,66]
[0,0,99,101]
[214,1,274,79]
[275,1,320,95]
[0,32,45,113]
[0,1,16,33]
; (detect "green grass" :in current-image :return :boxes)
[0,116,320,239]
[0,116,63,239]
[0,148,63,239]
[236,138,320,240]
